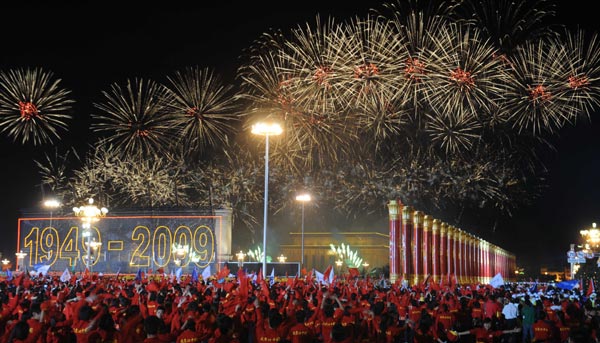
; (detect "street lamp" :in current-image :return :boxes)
[73,198,108,271]
[581,223,600,249]
[335,259,343,273]
[252,121,283,277]
[295,193,311,268]
[2,259,9,271]
[43,199,61,261]
[236,250,246,268]
[362,262,369,277]
[172,243,188,266]
[15,250,27,271]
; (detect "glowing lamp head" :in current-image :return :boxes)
[43,199,61,208]
[251,122,283,136]
[295,194,311,202]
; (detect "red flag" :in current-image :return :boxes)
[430,278,441,291]
[157,267,164,274]
[238,268,248,304]
[147,281,159,293]
[588,279,595,297]
[257,268,264,285]
[305,269,313,284]
[217,265,230,280]
[83,268,90,280]
[301,268,307,276]
[422,274,431,287]
[323,265,333,282]
[450,274,457,290]
[260,279,270,299]
[348,268,360,278]
[13,273,23,286]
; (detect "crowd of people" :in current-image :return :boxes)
[0,266,598,343]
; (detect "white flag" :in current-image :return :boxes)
[489,273,504,288]
[202,266,211,280]
[175,267,183,281]
[60,268,71,282]
[36,264,51,276]
[314,269,324,283]
[269,268,275,285]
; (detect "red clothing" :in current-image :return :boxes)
[319,317,337,343]
[72,319,94,343]
[255,326,283,342]
[482,300,500,319]
[471,308,484,321]
[532,320,553,342]
[557,323,570,342]
[120,314,145,343]
[435,312,455,331]
[544,307,558,323]
[468,327,502,343]
[287,322,315,343]
[408,308,422,326]
[176,329,202,343]
[89,329,120,343]
[146,301,159,317]
[384,323,406,343]
[24,318,44,343]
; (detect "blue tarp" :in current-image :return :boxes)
[555,279,579,290]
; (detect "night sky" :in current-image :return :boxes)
[0,1,597,273]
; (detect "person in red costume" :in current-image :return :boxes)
[456,318,520,343]
[287,309,316,343]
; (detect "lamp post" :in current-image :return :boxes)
[15,250,27,271]
[295,193,311,268]
[73,198,108,271]
[252,121,283,277]
[362,262,369,278]
[43,199,61,227]
[172,243,188,266]
[2,258,10,271]
[237,250,246,268]
[335,259,343,274]
[581,223,600,249]
[43,199,61,261]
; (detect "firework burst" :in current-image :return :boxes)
[501,40,574,134]
[556,29,600,122]
[338,15,408,107]
[0,68,73,145]
[239,24,356,171]
[379,1,458,114]
[91,78,176,157]
[425,23,506,120]
[165,66,240,155]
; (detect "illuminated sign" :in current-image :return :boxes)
[17,214,220,274]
